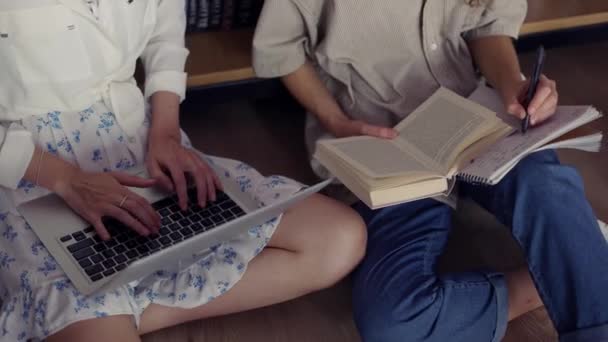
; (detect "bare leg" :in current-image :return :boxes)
[46,315,140,342]
[139,194,366,334]
[506,267,543,321]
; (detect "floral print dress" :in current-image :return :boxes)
[0,102,302,341]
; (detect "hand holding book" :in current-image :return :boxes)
[324,115,398,140]
[315,86,602,209]
[281,61,398,140]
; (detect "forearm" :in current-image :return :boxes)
[22,146,78,192]
[468,36,523,96]
[282,62,348,125]
[149,91,181,139]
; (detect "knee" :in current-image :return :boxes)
[46,315,138,342]
[511,151,585,200]
[307,196,367,290]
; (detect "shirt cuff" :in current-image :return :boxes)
[465,21,522,40]
[253,49,307,78]
[0,129,35,189]
[144,70,188,103]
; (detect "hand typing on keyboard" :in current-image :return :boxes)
[55,170,161,240]
[146,129,223,211]
[61,188,246,283]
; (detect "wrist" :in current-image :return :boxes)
[149,108,181,140]
[320,108,350,130]
[149,124,181,143]
[23,148,77,192]
[40,155,80,194]
[495,74,525,100]
[149,91,181,138]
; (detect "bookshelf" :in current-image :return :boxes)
[522,0,608,35]
[185,0,608,88]
[185,29,255,88]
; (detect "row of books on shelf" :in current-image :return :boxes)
[186,0,264,33]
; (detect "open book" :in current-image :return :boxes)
[314,86,603,209]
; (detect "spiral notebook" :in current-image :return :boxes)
[459,85,603,185]
[314,86,603,209]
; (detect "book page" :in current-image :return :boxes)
[467,84,520,128]
[458,106,601,184]
[318,137,435,179]
[394,88,503,173]
[534,132,603,153]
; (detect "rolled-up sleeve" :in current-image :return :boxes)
[465,0,527,40]
[140,0,190,102]
[252,0,309,78]
[0,122,35,190]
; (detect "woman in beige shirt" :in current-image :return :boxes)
[253,1,608,341]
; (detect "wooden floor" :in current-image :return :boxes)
[143,42,608,342]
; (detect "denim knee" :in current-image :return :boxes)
[353,273,507,342]
[353,296,430,342]
[509,151,586,203]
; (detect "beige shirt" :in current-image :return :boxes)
[253,0,527,184]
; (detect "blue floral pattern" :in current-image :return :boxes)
[0,102,304,341]
[0,252,16,270]
[16,180,35,194]
[2,225,17,243]
[36,257,58,277]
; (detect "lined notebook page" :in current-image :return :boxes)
[458,105,599,184]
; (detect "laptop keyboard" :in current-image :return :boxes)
[59,189,246,283]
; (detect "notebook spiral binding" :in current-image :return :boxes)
[455,173,491,186]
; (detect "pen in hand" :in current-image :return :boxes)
[522,45,546,134]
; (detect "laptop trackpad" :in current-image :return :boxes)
[18,194,89,239]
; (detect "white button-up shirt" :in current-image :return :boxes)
[0,0,189,189]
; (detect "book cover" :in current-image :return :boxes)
[197,0,210,31]
[209,0,223,30]
[221,0,235,30]
[234,0,252,27]
[187,0,198,32]
[234,0,263,28]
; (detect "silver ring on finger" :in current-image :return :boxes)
[118,195,128,208]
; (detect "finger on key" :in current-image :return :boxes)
[120,193,160,232]
[104,205,150,236]
[192,162,209,208]
[147,160,174,192]
[168,164,188,211]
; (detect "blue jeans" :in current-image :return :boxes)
[351,150,608,342]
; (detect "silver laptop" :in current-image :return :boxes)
[17,164,331,295]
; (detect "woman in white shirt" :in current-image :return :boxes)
[0,1,366,341]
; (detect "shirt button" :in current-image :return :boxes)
[128,137,136,143]
[430,43,438,51]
